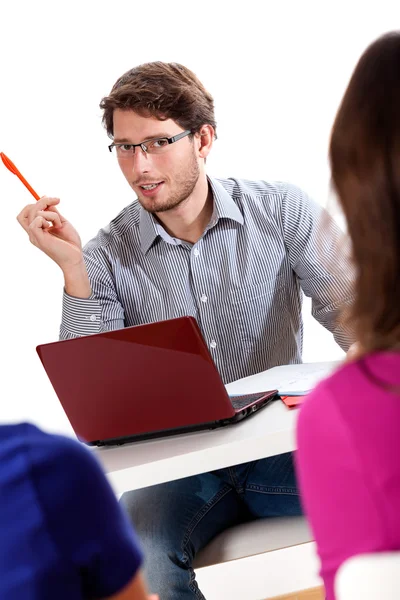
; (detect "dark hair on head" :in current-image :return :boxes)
[330,31,400,354]
[99,61,217,139]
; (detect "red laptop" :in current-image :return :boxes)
[36,316,278,446]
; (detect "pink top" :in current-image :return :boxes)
[296,353,400,600]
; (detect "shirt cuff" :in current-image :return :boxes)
[60,289,102,338]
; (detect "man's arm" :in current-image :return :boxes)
[60,247,125,340]
[16,196,125,341]
[278,183,355,351]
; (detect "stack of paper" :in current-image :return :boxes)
[226,361,340,397]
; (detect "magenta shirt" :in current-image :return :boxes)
[296,353,400,600]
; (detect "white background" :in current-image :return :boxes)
[0,0,398,433]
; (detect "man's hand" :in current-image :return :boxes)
[17,196,92,298]
[17,196,83,270]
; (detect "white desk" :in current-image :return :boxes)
[95,377,298,495]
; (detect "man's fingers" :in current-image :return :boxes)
[17,197,64,232]
[17,206,32,231]
[27,216,47,247]
[39,197,66,221]
[28,216,51,245]
[37,210,63,229]
[29,215,52,231]
[37,196,61,210]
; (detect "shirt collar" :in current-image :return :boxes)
[139,176,244,254]
[208,176,244,226]
[139,207,161,254]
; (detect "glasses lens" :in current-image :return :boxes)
[144,138,170,154]
[110,145,135,159]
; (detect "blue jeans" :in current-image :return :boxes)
[120,452,301,599]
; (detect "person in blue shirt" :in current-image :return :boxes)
[0,422,158,600]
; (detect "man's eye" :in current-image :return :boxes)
[151,139,169,149]
[120,144,133,152]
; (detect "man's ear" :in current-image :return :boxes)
[196,124,215,159]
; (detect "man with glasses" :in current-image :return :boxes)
[17,61,354,600]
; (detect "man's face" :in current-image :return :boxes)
[112,109,201,214]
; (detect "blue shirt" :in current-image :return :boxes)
[0,423,142,599]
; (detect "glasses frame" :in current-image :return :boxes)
[108,129,193,156]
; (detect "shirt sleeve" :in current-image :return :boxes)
[27,428,143,598]
[60,247,125,340]
[278,183,355,351]
[296,385,386,600]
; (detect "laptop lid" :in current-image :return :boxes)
[36,317,236,444]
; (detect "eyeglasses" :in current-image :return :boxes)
[108,130,192,159]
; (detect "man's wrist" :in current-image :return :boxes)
[63,262,92,299]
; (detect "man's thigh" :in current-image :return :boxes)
[120,470,243,564]
[243,452,303,517]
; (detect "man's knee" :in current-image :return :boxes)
[120,485,192,562]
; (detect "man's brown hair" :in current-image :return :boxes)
[100,61,217,139]
[330,31,400,354]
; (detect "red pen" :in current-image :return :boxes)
[1,152,40,200]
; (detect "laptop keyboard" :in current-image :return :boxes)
[230,392,270,410]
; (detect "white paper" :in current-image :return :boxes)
[226,361,340,396]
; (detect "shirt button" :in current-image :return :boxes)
[210,340,217,349]
[200,294,208,303]
[89,314,97,322]
[193,248,200,257]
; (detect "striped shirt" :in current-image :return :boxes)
[60,177,354,384]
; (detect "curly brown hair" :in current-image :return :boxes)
[100,61,217,139]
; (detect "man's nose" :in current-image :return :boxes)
[131,147,151,174]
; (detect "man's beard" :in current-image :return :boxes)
[141,150,200,214]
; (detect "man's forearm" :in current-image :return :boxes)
[60,257,125,340]
[63,262,92,299]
